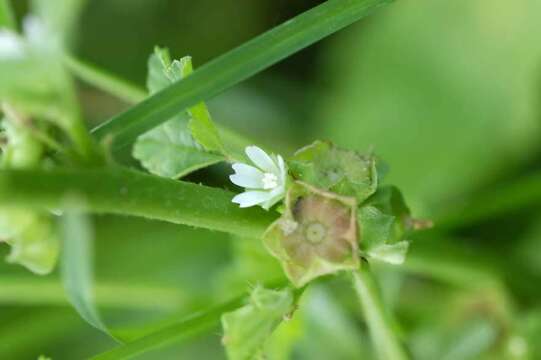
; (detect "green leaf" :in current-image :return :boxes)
[178,56,225,154]
[0,208,59,275]
[221,286,294,360]
[60,208,113,338]
[133,48,224,178]
[289,140,378,203]
[133,115,223,179]
[92,0,395,150]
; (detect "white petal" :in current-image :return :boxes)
[232,190,273,208]
[230,173,263,189]
[0,30,24,59]
[245,146,278,173]
[260,186,285,210]
[232,163,264,178]
[230,163,264,189]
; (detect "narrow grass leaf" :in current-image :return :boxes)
[92,0,394,150]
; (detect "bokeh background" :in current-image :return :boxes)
[2,0,541,359]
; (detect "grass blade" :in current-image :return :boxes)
[0,167,274,237]
[91,0,394,150]
[91,297,243,360]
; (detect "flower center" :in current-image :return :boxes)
[304,221,327,244]
[262,172,279,189]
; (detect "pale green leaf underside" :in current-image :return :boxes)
[133,115,223,178]
[133,47,225,178]
[60,209,113,338]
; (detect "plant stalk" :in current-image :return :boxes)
[0,167,275,237]
[352,265,408,360]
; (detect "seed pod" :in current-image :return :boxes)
[263,182,359,287]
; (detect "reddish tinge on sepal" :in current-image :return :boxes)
[263,181,359,287]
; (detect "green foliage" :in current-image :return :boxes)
[133,47,224,178]
[178,56,226,154]
[92,0,396,150]
[0,208,58,274]
[5,0,540,359]
[221,286,294,360]
[358,186,412,264]
[60,209,111,337]
[289,140,378,203]
[0,110,58,275]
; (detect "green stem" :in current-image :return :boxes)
[0,0,15,30]
[0,167,274,237]
[63,54,147,104]
[352,266,408,360]
[91,0,394,150]
[0,277,187,310]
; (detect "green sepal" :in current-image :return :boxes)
[289,140,378,203]
[358,186,412,265]
[0,208,59,275]
[263,181,359,287]
[221,286,294,360]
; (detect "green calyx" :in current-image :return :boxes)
[263,181,359,288]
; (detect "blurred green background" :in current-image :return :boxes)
[2,0,541,359]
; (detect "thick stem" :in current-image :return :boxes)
[0,167,274,237]
[352,266,408,360]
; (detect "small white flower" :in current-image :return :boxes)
[230,146,287,210]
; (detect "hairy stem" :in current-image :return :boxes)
[0,167,274,237]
